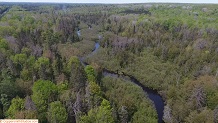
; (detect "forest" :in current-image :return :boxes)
[0,2,218,123]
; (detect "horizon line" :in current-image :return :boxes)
[1,1,218,4]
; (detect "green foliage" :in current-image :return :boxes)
[1,3,218,123]
[132,104,157,123]
[11,54,27,65]
[26,56,36,69]
[89,48,178,90]
[32,80,57,111]
[0,39,10,55]
[10,54,28,71]
[80,99,114,123]
[52,59,60,76]
[20,68,31,81]
[32,80,57,114]
[185,109,214,123]
[84,65,102,109]
[6,97,24,118]
[0,39,8,50]
[57,82,68,94]
[183,75,218,109]
[89,81,101,96]
[0,70,19,99]
[21,48,31,56]
[48,101,67,123]
[42,29,58,48]
[207,92,218,109]
[34,57,50,69]
[66,56,80,74]
[0,94,10,116]
[34,57,50,80]
[85,65,96,82]
[66,56,86,91]
[101,77,158,122]
[0,107,3,118]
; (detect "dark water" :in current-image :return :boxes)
[0,7,10,19]
[103,69,164,123]
[92,42,100,53]
[82,42,165,123]
[77,30,81,37]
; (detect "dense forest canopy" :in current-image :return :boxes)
[0,2,218,123]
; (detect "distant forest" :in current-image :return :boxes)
[0,2,218,123]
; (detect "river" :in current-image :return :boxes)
[79,30,165,123]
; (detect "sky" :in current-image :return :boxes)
[4,0,218,4]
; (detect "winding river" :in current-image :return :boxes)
[102,68,164,123]
[0,7,10,20]
[79,30,165,123]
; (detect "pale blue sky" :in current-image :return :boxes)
[4,0,218,4]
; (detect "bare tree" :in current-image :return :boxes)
[189,86,206,110]
[73,91,82,122]
[24,95,36,111]
[214,106,218,123]
[163,104,173,123]
[119,106,128,123]
[85,85,91,110]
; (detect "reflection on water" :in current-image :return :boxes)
[77,30,81,37]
